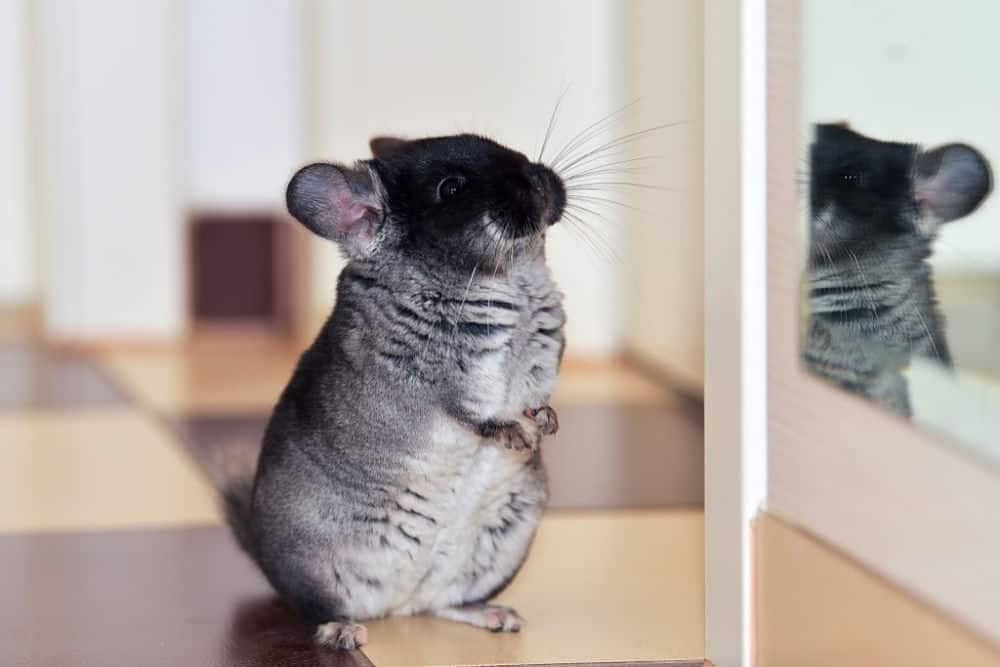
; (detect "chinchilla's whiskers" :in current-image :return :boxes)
[567,181,679,193]
[548,98,641,169]
[559,151,664,182]
[561,209,623,266]
[538,85,571,162]
[560,211,608,263]
[846,250,880,316]
[561,154,664,180]
[556,122,684,175]
[563,200,625,263]
[449,261,481,349]
[564,166,647,182]
[566,193,641,212]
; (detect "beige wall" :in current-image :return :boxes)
[305,0,705,372]
[305,0,629,357]
[0,0,34,306]
[802,0,1000,277]
[625,0,705,391]
[34,0,184,340]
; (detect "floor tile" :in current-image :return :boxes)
[756,514,1000,667]
[170,402,703,510]
[0,343,129,410]
[98,337,302,415]
[0,511,703,667]
[0,410,220,532]
[364,509,705,666]
[0,526,370,667]
[99,337,675,416]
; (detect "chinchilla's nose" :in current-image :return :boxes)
[525,163,566,225]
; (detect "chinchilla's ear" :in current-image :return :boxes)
[914,143,992,236]
[369,136,409,159]
[286,162,385,258]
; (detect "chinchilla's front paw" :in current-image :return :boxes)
[494,419,541,452]
[479,405,559,452]
[524,405,559,435]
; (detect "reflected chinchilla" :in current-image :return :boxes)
[805,123,992,416]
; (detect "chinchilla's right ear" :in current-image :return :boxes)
[914,143,992,236]
[286,162,386,258]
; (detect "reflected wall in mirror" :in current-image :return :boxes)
[800,1,1000,463]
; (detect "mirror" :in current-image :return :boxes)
[800,1,1000,463]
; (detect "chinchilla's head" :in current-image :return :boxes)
[809,123,992,267]
[286,134,566,273]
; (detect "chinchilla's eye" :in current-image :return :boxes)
[436,176,466,201]
[841,169,872,189]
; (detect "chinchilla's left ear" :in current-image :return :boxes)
[914,143,992,236]
[369,136,409,159]
[286,161,385,258]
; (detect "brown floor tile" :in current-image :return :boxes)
[169,402,703,510]
[0,526,370,667]
[544,403,702,509]
[0,343,129,410]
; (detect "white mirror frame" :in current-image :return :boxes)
[704,0,768,665]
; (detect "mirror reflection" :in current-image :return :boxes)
[801,1,1000,462]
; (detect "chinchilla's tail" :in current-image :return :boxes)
[221,475,257,558]
[197,439,259,559]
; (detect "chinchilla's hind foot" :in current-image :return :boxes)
[431,603,524,633]
[314,621,368,650]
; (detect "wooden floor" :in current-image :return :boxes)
[755,514,1000,667]
[0,334,706,666]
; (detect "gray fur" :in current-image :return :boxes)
[249,255,564,623]
[805,229,944,415]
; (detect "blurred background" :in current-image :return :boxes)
[0,0,703,379]
[0,2,708,664]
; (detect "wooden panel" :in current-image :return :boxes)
[766,0,1000,645]
[191,214,278,322]
[755,514,1000,666]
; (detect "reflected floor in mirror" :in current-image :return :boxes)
[0,331,704,666]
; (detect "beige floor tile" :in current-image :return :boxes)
[99,338,303,414]
[100,337,675,415]
[364,509,705,667]
[0,410,220,533]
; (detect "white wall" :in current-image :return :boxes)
[185,0,305,210]
[625,0,704,390]
[802,0,1000,275]
[305,0,630,357]
[34,0,184,339]
[0,0,35,306]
